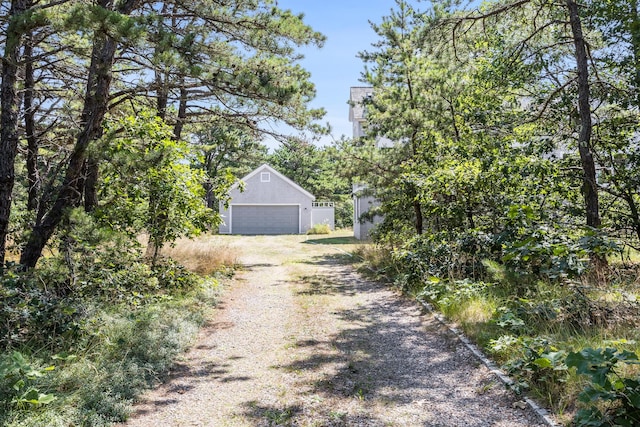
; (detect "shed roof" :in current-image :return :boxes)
[235,164,316,201]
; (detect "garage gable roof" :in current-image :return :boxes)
[237,164,316,201]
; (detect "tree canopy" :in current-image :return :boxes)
[341,0,640,270]
[0,0,326,268]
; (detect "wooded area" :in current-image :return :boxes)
[0,0,332,270]
[3,0,640,425]
[342,1,640,425]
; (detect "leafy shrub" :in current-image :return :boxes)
[567,348,640,426]
[307,223,331,235]
[0,352,56,411]
[151,257,201,291]
[0,231,202,349]
[488,336,568,395]
[502,227,618,280]
[493,307,527,334]
[392,231,496,292]
[0,268,86,349]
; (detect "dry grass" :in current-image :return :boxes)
[4,251,19,263]
[3,237,20,263]
[163,236,240,275]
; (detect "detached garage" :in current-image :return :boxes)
[219,164,329,235]
[231,205,299,235]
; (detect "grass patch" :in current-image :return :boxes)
[1,290,217,426]
[163,236,240,276]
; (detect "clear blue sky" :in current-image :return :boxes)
[274,1,398,147]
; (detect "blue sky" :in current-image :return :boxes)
[274,1,399,147]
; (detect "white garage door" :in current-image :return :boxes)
[232,205,299,235]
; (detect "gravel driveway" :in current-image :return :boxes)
[121,233,550,426]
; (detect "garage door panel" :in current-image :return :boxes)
[232,205,299,234]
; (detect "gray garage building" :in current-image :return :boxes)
[219,164,334,235]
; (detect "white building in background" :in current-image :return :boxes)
[219,164,334,235]
[349,87,387,240]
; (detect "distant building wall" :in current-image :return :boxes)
[311,202,335,230]
[352,184,382,240]
[219,164,315,234]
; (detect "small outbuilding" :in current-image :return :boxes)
[219,164,334,235]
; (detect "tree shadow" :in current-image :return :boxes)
[301,253,357,266]
[240,402,304,426]
[239,401,385,426]
[304,236,360,245]
[241,263,275,271]
[275,259,538,426]
[127,360,252,417]
[295,274,357,296]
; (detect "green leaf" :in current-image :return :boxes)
[533,357,552,369]
[35,393,56,405]
[627,389,640,408]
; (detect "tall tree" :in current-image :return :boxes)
[192,123,268,209]
[356,0,428,235]
[446,0,602,232]
[16,0,326,268]
[0,0,30,265]
[567,0,600,229]
[20,0,143,268]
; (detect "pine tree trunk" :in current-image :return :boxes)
[24,34,40,212]
[567,0,607,271]
[0,0,29,266]
[567,0,600,230]
[20,0,142,268]
[630,0,640,106]
[413,198,423,235]
[173,85,188,141]
[83,156,99,212]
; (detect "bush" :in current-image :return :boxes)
[502,226,618,280]
[0,268,86,349]
[391,230,497,292]
[0,352,56,412]
[489,336,568,396]
[307,223,331,235]
[567,348,640,426]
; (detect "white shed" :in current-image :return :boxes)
[219,164,333,235]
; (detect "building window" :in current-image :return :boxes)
[261,172,270,182]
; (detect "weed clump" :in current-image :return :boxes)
[307,224,331,235]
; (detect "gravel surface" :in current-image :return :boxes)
[121,234,551,426]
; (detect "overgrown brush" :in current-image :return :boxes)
[0,222,228,426]
[163,236,240,276]
[0,295,213,427]
[358,226,640,425]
